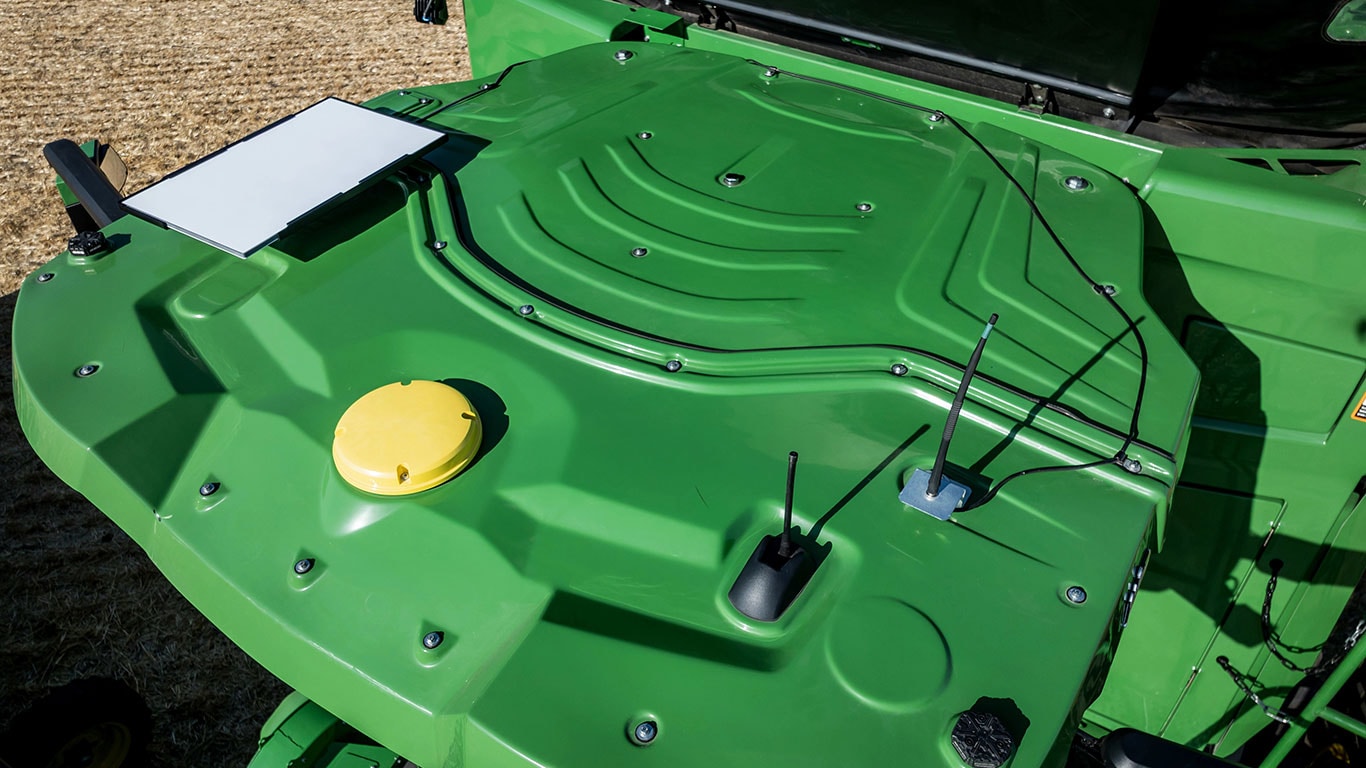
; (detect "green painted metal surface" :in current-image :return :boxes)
[11,0,1366,766]
[1328,0,1366,43]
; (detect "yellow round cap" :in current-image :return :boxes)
[332,380,482,495]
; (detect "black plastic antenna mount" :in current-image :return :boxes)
[728,452,818,622]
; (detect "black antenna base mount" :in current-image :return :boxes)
[727,534,816,622]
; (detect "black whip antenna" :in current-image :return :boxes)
[901,313,999,519]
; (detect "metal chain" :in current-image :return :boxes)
[1217,655,1294,725]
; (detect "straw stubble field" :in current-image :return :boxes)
[0,2,469,764]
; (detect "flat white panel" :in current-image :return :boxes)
[123,98,445,257]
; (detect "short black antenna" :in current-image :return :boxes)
[728,450,820,622]
[901,313,999,519]
[779,451,798,557]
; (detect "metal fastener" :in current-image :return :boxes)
[614,49,634,62]
[664,360,682,373]
[891,363,909,376]
[633,721,658,745]
[518,304,535,316]
[763,67,778,78]
[1102,107,1118,119]
[432,240,448,250]
[479,83,492,91]
[855,202,873,213]
[75,364,99,378]
[720,172,745,187]
[1121,457,1142,474]
[630,247,649,258]
[1066,586,1087,604]
[399,90,410,96]
[423,631,444,649]
[294,558,314,575]
[928,112,944,122]
[36,272,54,283]
[1064,176,1090,191]
[199,482,220,497]
[637,131,653,140]
[1095,284,1116,296]
[418,97,433,105]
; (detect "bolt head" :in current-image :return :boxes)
[75,364,99,378]
[664,360,682,373]
[855,202,873,213]
[633,720,658,745]
[1122,458,1142,474]
[422,631,444,649]
[630,247,649,258]
[1063,176,1091,191]
[720,172,745,187]
[199,482,220,497]
[928,112,944,122]
[614,49,633,62]
[1102,106,1118,119]
[890,363,909,377]
[763,67,778,78]
[36,272,54,283]
[637,131,653,140]
[1066,586,1087,604]
[432,240,448,250]
[517,304,535,316]
[418,97,433,105]
[294,558,314,575]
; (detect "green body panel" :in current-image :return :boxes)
[11,0,1366,765]
[248,694,404,767]
[1328,0,1366,42]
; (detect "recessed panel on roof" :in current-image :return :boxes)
[122,97,445,257]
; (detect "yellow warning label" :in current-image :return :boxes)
[1352,392,1366,422]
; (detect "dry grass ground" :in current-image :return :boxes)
[0,1,469,764]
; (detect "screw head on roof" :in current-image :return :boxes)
[614,49,634,62]
[1066,586,1088,604]
[891,363,909,377]
[518,304,535,316]
[1064,176,1090,191]
[664,360,682,373]
[423,631,444,649]
[75,364,99,378]
[294,558,314,575]
[199,482,220,497]
[36,272,54,283]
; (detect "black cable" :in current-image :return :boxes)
[741,60,1153,505]
[421,62,524,121]
[421,55,1157,507]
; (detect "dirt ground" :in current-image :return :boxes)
[0,1,469,764]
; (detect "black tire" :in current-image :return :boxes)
[0,677,152,768]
